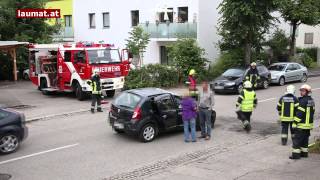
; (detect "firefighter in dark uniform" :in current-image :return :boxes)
[245,62,260,90]
[88,69,103,113]
[290,84,315,159]
[277,85,299,145]
[236,81,258,132]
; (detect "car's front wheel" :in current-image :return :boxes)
[0,133,20,154]
[139,124,158,143]
[237,84,243,94]
[301,74,307,82]
[262,80,269,89]
[279,77,285,86]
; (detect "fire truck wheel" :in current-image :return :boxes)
[75,83,86,101]
[106,90,115,98]
[40,79,49,95]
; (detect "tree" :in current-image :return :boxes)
[167,38,207,82]
[265,29,290,62]
[0,0,60,80]
[218,0,277,65]
[278,0,320,57]
[125,26,150,67]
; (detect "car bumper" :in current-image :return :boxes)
[108,113,140,135]
[270,77,280,84]
[212,85,238,93]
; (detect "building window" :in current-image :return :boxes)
[178,7,188,23]
[64,15,72,27]
[103,12,110,28]
[160,46,171,65]
[131,10,139,27]
[159,8,173,23]
[304,33,314,44]
[89,13,96,28]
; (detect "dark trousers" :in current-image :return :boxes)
[281,122,294,144]
[91,94,102,111]
[242,112,252,122]
[292,129,310,158]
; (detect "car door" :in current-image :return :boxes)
[285,64,296,82]
[154,94,179,129]
[257,66,269,86]
[293,64,303,81]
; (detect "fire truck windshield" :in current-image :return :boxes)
[87,49,121,64]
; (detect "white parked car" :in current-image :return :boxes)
[268,63,308,86]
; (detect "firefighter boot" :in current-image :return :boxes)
[91,108,95,113]
[289,152,301,160]
[281,138,287,146]
[243,120,251,132]
[301,148,308,158]
[97,107,103,112]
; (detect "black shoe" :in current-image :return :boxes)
[97,109,103,112]
[301,152,308,158]
[91,109,94,113]
[289,153,301,160]
[281,139,287,146]
[198,135,206,138]
[289,156,300,160]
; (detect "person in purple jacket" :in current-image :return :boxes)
[180,91,197,142]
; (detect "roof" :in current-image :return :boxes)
[0,41,29,49]
[127,88,176,97]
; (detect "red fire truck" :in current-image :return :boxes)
[28,42,130,100]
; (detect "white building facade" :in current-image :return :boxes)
[73,0,221,65]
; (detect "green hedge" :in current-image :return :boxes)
[297,47,318,62]
[124,64,179,89]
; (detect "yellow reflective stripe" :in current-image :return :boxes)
[239,96,244,99]
[281,134,288,138]
[298,107,305,112]
[294,116,301,122]
[290,103,294,119]
[301,148,308,153]
[292,123,297,128]
[281,101,284,118]
[277,102,281,106]
[280,117,294,122]
[292,148,301,153]
[297,123,313,129]
[294,103,299,107]
[306,107,310,125]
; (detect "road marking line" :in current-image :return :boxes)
[259,98,276,103]
[0,143,79,165]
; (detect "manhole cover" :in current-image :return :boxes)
[9,105,35,110]
[0,174,12,180]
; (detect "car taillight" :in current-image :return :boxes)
[132,107,142,121]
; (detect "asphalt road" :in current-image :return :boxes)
[0,78,319,180]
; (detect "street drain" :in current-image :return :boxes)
[9,105,35,110]
[0,174,11,180]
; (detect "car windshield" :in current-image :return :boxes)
[88,49,121,64]
[222,69,244,77]
[114,92,142,109]
[269,64,286,71]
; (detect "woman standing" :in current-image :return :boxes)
[180,91,197,142]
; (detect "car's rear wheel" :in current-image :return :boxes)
[262,80,269,89]
[139,124,158,143]
[40,79,49,95]
[301,74,307,82]
[279,77,285,86]
[0,133,20,154]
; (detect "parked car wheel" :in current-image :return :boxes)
[75,83,86,101]
[279,77,285,86]
[0,133,20,154]
[114,129,124,134]
[301,74,308,83]
[106,90,115,98]
[237,84,243,94]
[262,80,269,89]
[139,124,157,142]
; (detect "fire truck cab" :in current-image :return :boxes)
[28,42,130,100]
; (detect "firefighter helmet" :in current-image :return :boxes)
[189,69,196,76]
[243,81,252,89]
[286,85,295,94]
[93,69,99,75]
[250,62,257,67]
[300,84,312,92]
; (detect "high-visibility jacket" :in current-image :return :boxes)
[236,89,257,112]
[245,68,260,88]
[87,75,102,94]
[277,94,299,122]
[188,75,198,96]
[293,96,315,130]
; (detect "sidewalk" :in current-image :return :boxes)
[146,128,320,180]
[309,68,320,77]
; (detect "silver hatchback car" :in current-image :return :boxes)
[269,63,308,86]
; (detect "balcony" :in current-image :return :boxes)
[52,27,74,42]
[140,22,197,40]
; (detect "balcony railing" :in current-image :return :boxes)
[140,22,197,39]
[52,27,74,42]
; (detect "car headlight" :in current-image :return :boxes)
[225,82,235,86]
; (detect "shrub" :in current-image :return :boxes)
[309,138,320,154]
[208,49,244,80]
[124,64,179,89]
[297,47,318,62]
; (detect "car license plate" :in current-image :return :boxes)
[215,86,224,90]
[114,122,124,129]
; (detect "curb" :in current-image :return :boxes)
[26,109,90,123]
[309,73,320,78]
